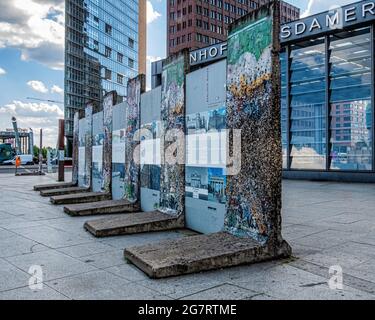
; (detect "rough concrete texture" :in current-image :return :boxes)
[158,51,189,216]
[84,211,184,237]
[225,2,289,255]
[123,76,145,203]
[124,232,291,279]
[64,200,140,216]
[50,192,111,205]
[101,91,116,193]
[34,182,76,191]
[40,187,89,197]
[71,112,79,185]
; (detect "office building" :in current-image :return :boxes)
[64,0,146,153]
[167,0,300,56]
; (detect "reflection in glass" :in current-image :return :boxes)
[290,39,326,169]
[280,50,288,168]
[329,28,372,171]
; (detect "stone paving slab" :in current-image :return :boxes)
[84,211,184,237]
[40,187,89,197]
[1,173,375,300]
[124,232,290,279]
[64,199,139,216]
[50,192,111,205]
[34,182,76,191]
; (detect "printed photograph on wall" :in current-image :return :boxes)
[112,128,126,200]
[186,111,209,134]
[207,107,226,131]
[185,166,208,201]
[92,133,103,192]
[207,167,226,204]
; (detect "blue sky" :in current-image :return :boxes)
[0,0,354,146]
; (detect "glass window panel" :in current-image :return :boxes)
[290,39,327,169]
[329,28,372,171]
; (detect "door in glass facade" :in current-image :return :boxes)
[329,28,372,171]
[289,38,327,169]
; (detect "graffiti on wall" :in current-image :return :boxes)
[124,77,143,203]
[159,54,186,216]
[224,4,282,245]
[84,104,93,189]
[102,91,117,193]
[72,112,79,185]
[78,118,86,187]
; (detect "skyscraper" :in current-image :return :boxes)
[167,0,299,56]
[64,0,146,154]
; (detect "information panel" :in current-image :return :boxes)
[185,59,227,234]
[112,102,127,200]
[92,111,104,192]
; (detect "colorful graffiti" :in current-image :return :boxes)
[72,112,79,185]
[124,76,144,203]
[101,91,117,193]
[78,118,86,187]
[84,104,93,189]
[159,53,187,216]
[224,4,283,245]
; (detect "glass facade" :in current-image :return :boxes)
[65,0,140,152]
[282,25,374,173]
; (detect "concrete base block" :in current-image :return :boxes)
[33,182,76,191]
[124,232,292,279]
[84,211,184,237]
[64,200,139,216]
[50,192,111,205]
[16,172,45,176]
[40,187,89,197]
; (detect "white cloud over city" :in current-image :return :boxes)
[302,0,356,17]
[0,0,65,70]
[147,1,162,24]
[51,85,63,95]
[0,67,6,75]
[27,80,49,93]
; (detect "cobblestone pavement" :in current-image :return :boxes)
[0,172,374,300]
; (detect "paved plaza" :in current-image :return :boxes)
[0,172,374,300]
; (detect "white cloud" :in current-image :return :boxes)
[0,0,64,70]
[0,100,63,147]
[27,80,49,93]
[147,1,161,24]
[302,0,355,18]
[0,67,6,75]
[51,84,63,95]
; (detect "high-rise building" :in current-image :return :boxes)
[64,0,146,153]
[167,0,299,56]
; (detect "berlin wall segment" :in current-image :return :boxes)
[225,0,291,256]
[123,2,291,279]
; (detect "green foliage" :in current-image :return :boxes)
[33,146,48,158]
[227,17,272,64]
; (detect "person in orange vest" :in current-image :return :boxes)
[15,155,21,167]
[15,155,21,175]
